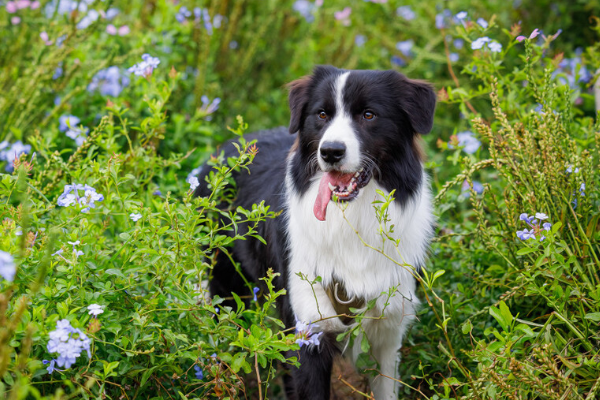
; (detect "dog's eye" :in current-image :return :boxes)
[318,111,327,120]
[363,111,375,120]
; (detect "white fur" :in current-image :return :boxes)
[318,72,362,172]
[285,162,434,399]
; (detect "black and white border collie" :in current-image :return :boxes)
[195,65,436,400]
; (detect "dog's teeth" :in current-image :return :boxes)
[359,167,364,172]
[354,172,360,177]
[328,183,336,191]
[347,186,353,194]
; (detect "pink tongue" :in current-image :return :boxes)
[313,172,354,221]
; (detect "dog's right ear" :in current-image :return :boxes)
[287,75,312,134]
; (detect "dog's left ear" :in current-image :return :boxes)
[287,75,312,134]
[390,71,437,134]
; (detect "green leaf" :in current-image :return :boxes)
[461,320,473,334]
[584,313,600,322]
[516,247,538,255]
[360,334,370,353]
[231,352,247,373]
[499,301,513,327]
[490,306,508,332]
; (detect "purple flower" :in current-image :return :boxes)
[59,115,80,132]
[454,11,467,22]
[0,251,16,282]
[128,54,160,77]
[66,126,88,146]
[334,7,351,26]
[456,131,481,154]
[253,287,259,301]
[76,8,99,29]
[542,222,552,231]
[461,180,483,197]
[176,6,192,23]
[391,55,406,67]
[449,52,459,62]
[477,18,488,28]
[396,40,414,57]
[194,365,204,379]
[68,241,84,257]
[396,6,415,20]
[517,228,535,240]
[354,34,366,47]
[519,213,533,224]
[88,67,130,97]
[200,96,220,120]
[566,165,579,174]
[43,359,57,374]
[295,320,323,347]
[435,13,445,29]
[57,183,103,212]
[580,183,586,196]
[293,0,316,22]
[517,28,539,42]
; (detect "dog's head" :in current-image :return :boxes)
[287,65,436,221]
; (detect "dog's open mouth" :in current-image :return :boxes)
[313,168,372,221]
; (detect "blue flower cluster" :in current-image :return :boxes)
[293,0,318,22]
[295,320,323,347]
[0,140,31,172]
[396,6,415,20]
[193,8,223,35]
[471,36,502,53]
[45,319,91,373]
[517,213,552,241]
[59,115,88,146]
[57,183,104,213]
[128,54,160,78]
[0,250,16,282]
[87,66,130,97]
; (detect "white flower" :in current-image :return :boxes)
[535,213,549,220]
[489,41,502,53]
[471,36,491,50]
[87,304,104,316]
[188,176,200,191]
[0,251,16,282]
[130,213,142,222]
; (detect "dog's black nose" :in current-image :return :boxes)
[320,141,346,164]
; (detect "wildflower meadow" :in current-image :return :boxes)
[1,0,599,399]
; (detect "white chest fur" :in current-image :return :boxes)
[284,167,434,332]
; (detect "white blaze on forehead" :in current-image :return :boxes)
[318,71,361,172]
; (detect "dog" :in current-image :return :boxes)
[195,65,436,400]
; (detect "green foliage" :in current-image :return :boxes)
[1,0,599,399]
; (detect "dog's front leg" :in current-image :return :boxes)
[368,332,403,400]
[287,271,350,399]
